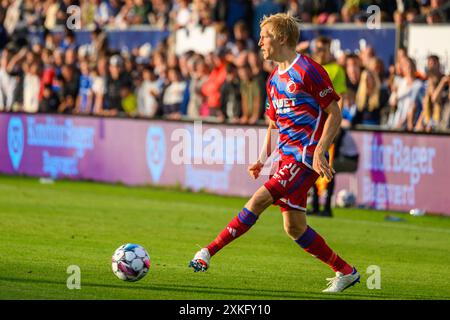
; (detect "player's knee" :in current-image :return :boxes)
[246,188,273,214]
[284,224,307,240]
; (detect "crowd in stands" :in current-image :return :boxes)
[0,0,450,132]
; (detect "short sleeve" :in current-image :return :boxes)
[303,58,341,110]
[265,74,276,121]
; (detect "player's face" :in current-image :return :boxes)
[258,25,278,61]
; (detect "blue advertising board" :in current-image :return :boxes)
[300,24,397,68]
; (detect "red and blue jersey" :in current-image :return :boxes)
[266,54,340,168]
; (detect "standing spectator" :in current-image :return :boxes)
[23,61,40,113]
[187,57,208,118]
[137,66,161,118]
[94,0,114,26]
[39,84,60,113]
[238,63,261,125]
[171,0,192,30]
[0,48,16,111]
[75,60,93,114]
[91,55,108,115]
[102,55,130,116]
[161,67,187,119]
[353,70,389,126]
[220,63,241,123]
[120,83,138,116]
[58,64,79,114]
[148,0,171,29]
[231,20,255,53]
[53,48,65,76]
[312,36,347,105]
[44,0,60,30]
[345,53,362,95]
[387,57,424,130]
[248,51,267,121]
[201,49,227,118]
[38,48,55,101]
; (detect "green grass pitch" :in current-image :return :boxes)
[0,175,449,300]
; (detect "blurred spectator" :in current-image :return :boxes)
[91,55,108,114]
[220,63,241,123]
[161,67,187,119]
[120,83,138,116]
[148,0,171,29]
[201,49,227,118]
[387,57,424,131]
[58,64,79,114]
[102,55,131,116]
[238,63,261,125]
[187,56,208,118]
[171,0,193,30]
[353,70,389,126]
[39,84,60,113]
[39,48,56,101]
[231,20,255,54]
[345,54,362,95]
[312,36,347,103]
[23,61,40,113]
[252,0,283,42]
[137,66,161,118]
[436,75,450,131]
[0,49,16,111]
[75,60,93,114]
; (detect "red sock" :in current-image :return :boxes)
[207,208,258,257]
[295,226,353,275]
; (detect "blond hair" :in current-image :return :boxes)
[356,70,381,112]
[260,13,301,49]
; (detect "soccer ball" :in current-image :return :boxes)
[336,189,356,208]
[112,243,151,282]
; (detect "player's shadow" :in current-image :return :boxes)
[0,276,431,300]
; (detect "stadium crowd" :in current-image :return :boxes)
[0,0,450,132]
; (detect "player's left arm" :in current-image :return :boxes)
[313,100,342,180]
[304,58,342,180]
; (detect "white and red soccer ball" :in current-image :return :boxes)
[112,243,151,282]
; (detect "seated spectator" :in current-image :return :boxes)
[161,67,187,119]
[137,66,161,118]
[353,70,389,126]
[220,63,241,123]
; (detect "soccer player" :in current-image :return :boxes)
[189,13,360,293]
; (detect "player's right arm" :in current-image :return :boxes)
[248,120,277,179]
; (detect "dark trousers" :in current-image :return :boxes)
[312,177,335,213]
